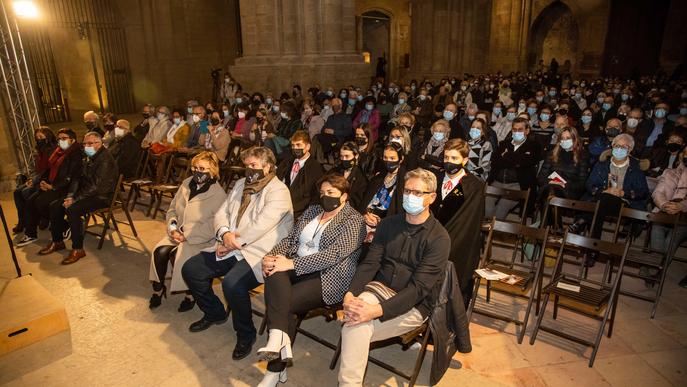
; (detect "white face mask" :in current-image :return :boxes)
[59,139,70,150]
[192,114,200,123]
[114,127,125,137]
[157,113,165,121]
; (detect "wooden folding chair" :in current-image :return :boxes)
[529,231,630,367]
[85,175,138,249]
[149,155,191,219]
[540,196,599,237]
[611,206,679,318]
[125,150,157,213]
[468,219,551,343]
[484,186,531,227]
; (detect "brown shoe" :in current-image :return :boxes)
[38,241,66,255]
[61,249,86,265]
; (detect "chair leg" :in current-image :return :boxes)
[486,280,491,303]
[408,331,431,387]
[466,277,481,321]
[152,193,164,220]
[529,293,551,345]
[651,258,670,319]
[518,288,537,344]
[98,212,112,250]
[129,185,140,212]
[258,313,267,335]
[552,295,559,320]
[329,336,342,370]
[123,207,138,237]
[146,191,158,217]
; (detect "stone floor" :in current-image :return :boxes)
[0,194,685,387]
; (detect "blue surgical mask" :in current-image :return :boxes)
[432,132,445,141]
[398,98,406,105]
[272,105,280,112]
[469,128,482,140]
[518,103,526,111]
[58,139,70,150]
[357,95,363,101]
[187,107,193,114]
[527,107,537,115]
[235,98,243,104]
[680,107,687,116]
[548,90,556,96]
[266,98,273,105]
[84,146,96,157]
[506,112,516,121]
[581,115,592,124]
[326,90,333,97]
[612,146,628,160]
[443,111,455,121]
[655,108,667,118]
[403,194,426,215]
[540,113,550,122]
[493,107,502,116]
[512,131,525,142]
[560,139,573,150]
[536,96,544,102]
[602,103,612,111]
[621,94,629,101]
[173,118,181,125]
[348,98,356,106]
[575,93,582,99]
[365,104,374,111]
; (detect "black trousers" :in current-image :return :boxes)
[13,185,37,228]
[49,196,109,249]
[152,244,177,291]
[23,189,63,238]
[264,270,324,372]
[589,193,624,240]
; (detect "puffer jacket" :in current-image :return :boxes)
[428,261,472,385]
[68,147,119,202]
[652,162,687,211]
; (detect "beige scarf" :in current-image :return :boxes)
[236,170,276,226]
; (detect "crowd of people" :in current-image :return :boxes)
[10,68,687,386]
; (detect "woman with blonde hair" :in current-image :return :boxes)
[148,151,227,311]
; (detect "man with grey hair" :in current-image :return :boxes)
[40,131,119,264]
[142,105,172,148]
[338,167,450,386]
[83,110,103,136]
[133,103,158,142]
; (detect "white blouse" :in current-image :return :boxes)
[297,215,332,257]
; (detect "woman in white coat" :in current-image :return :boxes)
[182,146,294,361]
[148,151,227,311]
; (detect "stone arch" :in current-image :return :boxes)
[527,1,580,74]
[360,8,392,82]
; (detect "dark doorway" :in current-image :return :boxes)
[362,11,390,81]
[527,1,579,74]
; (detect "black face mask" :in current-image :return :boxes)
[384,160,400,173]
[292,148,305,159]
[444,162,463,175]
[192,171,210,185]
[85,121,97,129]
[210,118,220,125]
[667,143,683,153]
[142,112,150,119]
[617,114,627,122]
[341,159,354,169]
[320,195,342,212]
[256,116,264,123]
[245,167,265,184]
[104,123,115,131]
[355,137,367,146]
[36,139,47,148]
[606,127,620,138]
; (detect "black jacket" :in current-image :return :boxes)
[41,144,83,194]
[331,165,368,210]
[69,147,119,202]
[277,154,324,219]
[358,166,406,217]
[428,261,472,385]
[490,137,541,191]
[109,133,141,179]
[536,149,590,200]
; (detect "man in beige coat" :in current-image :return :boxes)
[182,146,294,361]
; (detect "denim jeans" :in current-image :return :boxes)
[182,252,260,343]
[651,224,687,255]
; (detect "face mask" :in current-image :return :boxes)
[357,95,363,101]
[320,195,342,212]
[245,167,265,184]
[341,159,354,169]
[365,104,374,111]
[390,137,403,146]
[272,105,280,113]
[536,96,544,103]
[238,111,246,119]
[419,95,427,101]
[348,98,356,106]
[444,162,463,175]
[58,139,70,150]
[402,194,426,215]
[281,112,290,119]
[192,114,201,123]
[655,108,667,118]
[266,98,273,105]
[36,139,46,147]
[142,113,150,119]
[340,93,347,99]
[560,139,573,150]
[192,171,211,185]
[612,146,628,160]
[85,121,97,130]
[493,107,502,115]
[469,127,482,140]
[84,146,96,157]
[173,118,181,125]
[187,107,193,114]
[292,148,304,158]
[621,94,629,101]
[575,93,582,99]
[443,111,455,121]
[461,85,467,91]
[518,103,526,111]
[527,107,537,115]
[597,97,604,104]
[384,160,399,173]
[625,117,638,128]
[398,98,406,105]
[468,115,475,120]
[667,143,683,153]
[432,132,445,141]
[210,118,220,125]
[548,90,556,97]
[506,112,516,121]
[680,107,687,116]
[157,113,166,121]
[512,131,525,143]
[605,125,620,137]
[355,137,367,146]
[223,109,230,117]
[602,103,612,111]
[114,127,125,137]
[326,90,333,97]
[540,113,550,122]
[235,98,243,104]
[581,115,592,124]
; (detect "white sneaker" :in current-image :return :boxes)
[15,235,37,247]
[257,369,287,387]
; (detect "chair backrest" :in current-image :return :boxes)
[612,205,680,252]
[485,186,531,224]
[167,154,192,184]
[482,218,550,272]
[132,150,148,180]
[542,196,599,233]
[109,174,125,208]
[226,138,243,166]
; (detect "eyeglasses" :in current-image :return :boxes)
[83,141,101,146]
[191,166,209,172]
[403,189,432,196]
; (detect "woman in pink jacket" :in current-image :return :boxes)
[352,96,381,142]
[651,154,687,288]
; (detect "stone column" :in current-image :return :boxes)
[230,0,370,94]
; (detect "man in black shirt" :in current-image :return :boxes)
[337,168,450,386]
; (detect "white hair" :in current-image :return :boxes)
[612,133,635,151]
[405,168,437,193]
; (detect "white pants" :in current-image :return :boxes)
[337,291,425,387]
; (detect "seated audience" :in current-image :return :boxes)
[338,168,450,386]
[588,118,622,165]
[330,142,368,209]
[257,174,366,386]
[277,131,324,218]
[200,111,232,162]
[39,132,118,264]
[142,106,173,148]
[181,147,293,360]
[83,110,104,136]
[649,130,685,177]
[148,152,226,311]
[352,97,381,142]
[465,118,493,181]
[354,125,379,178]
[417,119,449,171]
[108,119,141,179]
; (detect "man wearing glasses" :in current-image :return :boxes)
[337,168,450,386]
[41,131,119,264]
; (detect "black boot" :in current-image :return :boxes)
[149,282,167,309]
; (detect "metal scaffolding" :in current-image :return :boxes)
[0,0,40,176]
